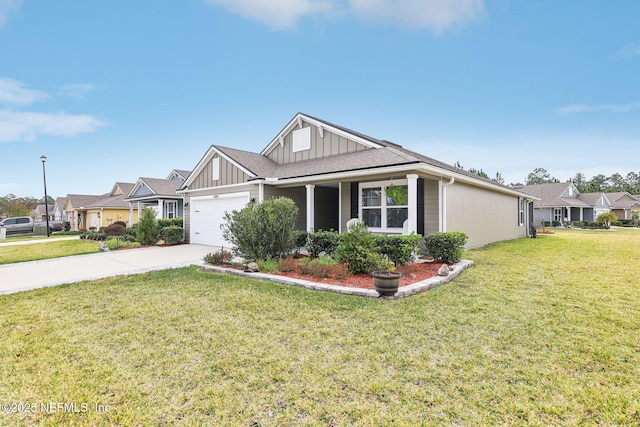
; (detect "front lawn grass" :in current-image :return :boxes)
[0,240,100,265]
[1,228,639,425]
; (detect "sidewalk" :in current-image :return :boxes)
[0,244,216,295]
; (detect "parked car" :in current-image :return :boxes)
[0,216,65,235]
[35,219,66,232]
[0,216,34,235]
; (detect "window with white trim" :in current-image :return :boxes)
[164,201,177,219]
[518,197,524,226]
[360,180,408,231]
[553,208,563,222]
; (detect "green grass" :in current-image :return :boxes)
[1,228,639,425]
[0,240,100,264]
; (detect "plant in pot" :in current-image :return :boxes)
[372,233,422,296]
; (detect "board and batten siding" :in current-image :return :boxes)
[266,121,370,165]
[188,154,250,191]
[445,182,525,248]
[423,179,440,236]
[263,186,307,231]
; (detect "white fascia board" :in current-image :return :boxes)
[260,113,383,156]
[178,181,259,195]
[181,146,257,190]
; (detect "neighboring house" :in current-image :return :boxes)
[518,182,611,225]
[124,169,189,223]
[179,113,536,248]
[64,194,106,231]
[606,192,640,220]
[54,197,66,221]
[32,203,55,221]
[64,183,137,230]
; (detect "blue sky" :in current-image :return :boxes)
[1,0,639,199]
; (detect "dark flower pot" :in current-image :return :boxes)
[372,271,402,296]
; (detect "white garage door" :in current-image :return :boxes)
[190,192,250,247]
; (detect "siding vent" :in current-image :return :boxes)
[292,127,311,152]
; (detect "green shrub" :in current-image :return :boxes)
[124,226,137,238]
[335,221,392,274]
[375,233,421,266]
[80,231,106,241]
[158,217,183,230]
[221,197,298,260]
[136,207,159,245]
[159,226,183,245]
[306,230,341,258]
[292,230,308,250]
[257,258,279,273]
[595,212,618,229]
[105,238,141,250]
[424,231,468,264]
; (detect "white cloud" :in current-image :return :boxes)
[0,78,49,106]
[57,83,99,99]
[619,43,640,59]
[0,110,107,143]
[554,101,640,115]
[0,0,21,28]
[348,0,485,33]
[205,0,333,30]
[204,0,485,32]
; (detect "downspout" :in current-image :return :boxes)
[439,176,455,232]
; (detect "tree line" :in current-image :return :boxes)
[0,194,54,218]
[455,163,640,194]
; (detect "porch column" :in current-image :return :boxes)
[406,174,418,234]
[128,202,134,226]
[158,199,164,219]
[580,208,584,221]
[306,184,315,232]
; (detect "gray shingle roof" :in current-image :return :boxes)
[127,178,184,199]
[518,183,606,208]
[67,194,108,209]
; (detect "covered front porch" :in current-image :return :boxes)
[263,173,442,237]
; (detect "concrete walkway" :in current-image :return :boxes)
[0,244,215,295]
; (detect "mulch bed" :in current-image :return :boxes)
[221,261,445,290]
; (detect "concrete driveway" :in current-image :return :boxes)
[0,244,216,295]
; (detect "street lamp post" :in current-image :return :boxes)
[40,155,50,237]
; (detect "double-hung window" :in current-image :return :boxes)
[360,180,408,232]
[518,197,525,226]
[164,201,177,219]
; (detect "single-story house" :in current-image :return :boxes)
[179,113,536,249]
[124,169,190,223]
[607,192,640,220]
[518,182,611,225]
[64,183,137,230]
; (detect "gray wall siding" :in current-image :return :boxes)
[424,179,439,236]
[263,186,307,230]
[446,182,525,248]
[266,120,370,165]
[189,154,249,190]
[340,182,352,232]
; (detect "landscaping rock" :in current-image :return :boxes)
[437,264,450,276]
[243,262,260,272]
